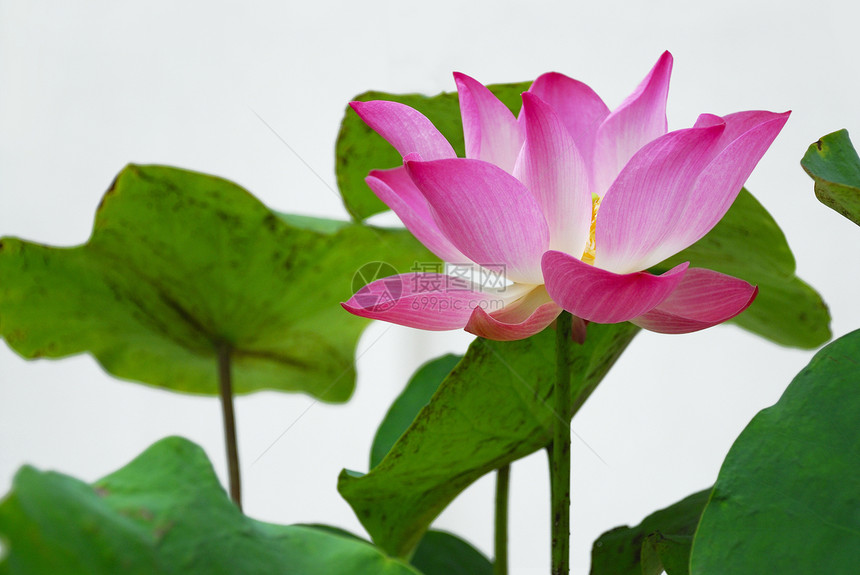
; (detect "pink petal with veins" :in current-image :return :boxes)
[542,250,688,323]
[631,268,758,333]
[350,100,456,160]
[407,158,549,284]
[597,111,789,273]
[670,111,790,253]
[342,273,490,331]
[592,51,673,195]
[465,285,562,341]
[514,93,592,255]
[528,72,609,168]
[595,122,725,274]
[454,72,523,173]
[367,167,468,263]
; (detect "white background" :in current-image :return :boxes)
[2,1,859,573]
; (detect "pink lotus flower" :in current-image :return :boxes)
[343,52,789,341]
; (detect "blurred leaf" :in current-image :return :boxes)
[690,329,860,574]
[303,524,492,575]
[0,437,420,575]
[653,188,830,349]
[801,129,860,226]
[370,354,462,469]
[641,533,694,575]
[298,523,364,544]
[590,489,709,575]
[0,164,435,400]
[339,322,639,557]
[335,82,530,221]
[411,530,493,575]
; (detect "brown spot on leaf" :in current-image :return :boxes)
[263,213,279,233]
[96,173,122,213]
[154,520,175,540]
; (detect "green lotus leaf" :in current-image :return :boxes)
[690,329,860,574]
[801,129,860,226]
[339,322,639,557]
[0,436,419,575]
[370,353,462,469]
[0,164,435,399]
[410,530,493,575]
[591,489,710,575]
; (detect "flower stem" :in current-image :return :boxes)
[217,343,242,511]
[551,311,573,575]
[494,464,510,575]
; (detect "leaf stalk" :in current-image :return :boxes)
[218,343,242,510]
[494,464,511,575]
[551,312,573,574]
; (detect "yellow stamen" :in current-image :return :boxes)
[581,193,601,266]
